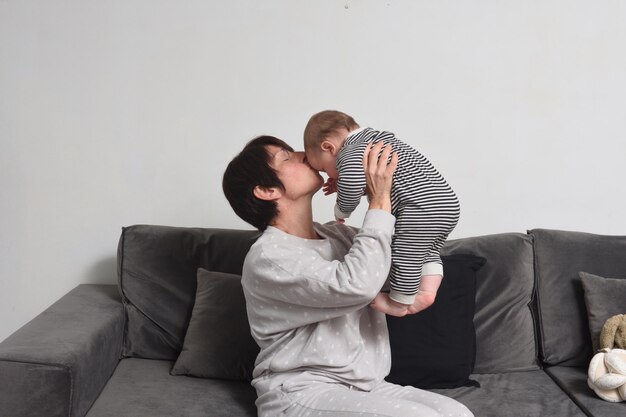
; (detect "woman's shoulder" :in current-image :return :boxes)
[315,221,357,246]
[245,226,330,264]
[244,223,356,265]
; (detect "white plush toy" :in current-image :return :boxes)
[587,348,626,402]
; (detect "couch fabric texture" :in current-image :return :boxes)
[2,226,626,417]
[442,233,539,374]
[530,228,626,367]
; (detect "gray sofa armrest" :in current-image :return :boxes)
[0,284,124,417]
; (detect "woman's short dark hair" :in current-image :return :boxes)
[222,136,294,230]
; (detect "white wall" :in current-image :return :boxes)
[1,0,625,342]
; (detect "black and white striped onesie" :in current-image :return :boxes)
[334,127,460,304]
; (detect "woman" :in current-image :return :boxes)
[222,136,472,417]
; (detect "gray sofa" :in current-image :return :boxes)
[1,226,625,417]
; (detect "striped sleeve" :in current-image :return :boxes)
[335,140,369,219]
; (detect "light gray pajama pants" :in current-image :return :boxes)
[257,379,473,417]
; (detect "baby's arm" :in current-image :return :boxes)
[322,178,345,222]
[334,148,368,220]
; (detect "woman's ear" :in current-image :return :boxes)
[253,185,282,201]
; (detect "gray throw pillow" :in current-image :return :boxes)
[580,271,626,353]
[170,269,259,380]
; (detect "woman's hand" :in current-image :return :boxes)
[362,141,397,213]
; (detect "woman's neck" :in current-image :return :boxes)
[270,200,319,239]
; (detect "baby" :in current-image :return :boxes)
[303,110,460,316]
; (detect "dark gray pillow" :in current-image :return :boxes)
[170,269,259,380]
[580,271,626,353]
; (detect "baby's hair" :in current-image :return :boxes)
[304,110,360,151]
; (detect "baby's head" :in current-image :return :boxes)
[303,110,359,178]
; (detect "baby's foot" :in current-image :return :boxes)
[370,292,410,317]
[407,290,437,315]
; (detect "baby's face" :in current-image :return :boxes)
[305,148,339,179]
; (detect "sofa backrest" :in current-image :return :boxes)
[529,228,626,367]
[442,232,539,373]
[117,225,260,360]
[117,224,543,372]
[117,225,626,371]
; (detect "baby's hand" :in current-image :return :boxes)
[323,178,338,195]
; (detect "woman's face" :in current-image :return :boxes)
[267,145,324,198]
[305,148,339,180]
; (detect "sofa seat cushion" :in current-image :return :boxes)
[432,371,587,417]
[545,366,626,417]
[85,359,256,417]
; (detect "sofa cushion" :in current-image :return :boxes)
[432,370,587,417]
[170,269,259,380]
[529,229,626,367]
[545,366,625,417]
[580,271,626,352]
[85,359,257,417]
[386,254,485,389]
[117,225,260,360]
[441,233,539,373]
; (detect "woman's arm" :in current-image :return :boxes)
[244,143,397,324]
